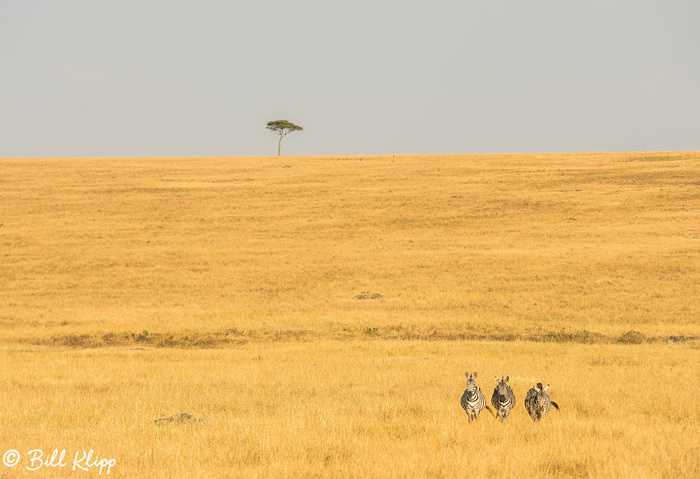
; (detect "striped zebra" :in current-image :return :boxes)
[491,376,516,422]
[524,383,559,421]
[460,371,493,422]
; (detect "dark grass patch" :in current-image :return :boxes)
[153,413,202,425]
[32,327,317,349]
[60,334,101,348]
[21,326,699,349]
[38,329,249,349]
[537,328,608,344]
[354,291,383,300]
[539,458,591,478]
[663,335,699,343]
[617,330,646,344]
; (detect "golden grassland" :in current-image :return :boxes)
[1,341,699,478]
[1,152,699,477]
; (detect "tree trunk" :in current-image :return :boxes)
[277,135,283,156]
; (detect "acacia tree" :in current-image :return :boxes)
[266,120,303,156]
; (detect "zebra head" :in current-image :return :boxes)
[465,371,478,393]
[494,376,510,400]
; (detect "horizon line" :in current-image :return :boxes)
[1,150,697,161]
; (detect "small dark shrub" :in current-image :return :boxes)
[618,330,646,344]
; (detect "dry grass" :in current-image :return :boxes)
[1,152,699,477]
[1,341,698,478]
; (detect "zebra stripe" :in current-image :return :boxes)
[460,371,493,422]
[491,376,516,422]
[524,383,559,421]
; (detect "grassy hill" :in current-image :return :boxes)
[2,152,698,345]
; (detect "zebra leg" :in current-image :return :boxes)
[497,408,505,422]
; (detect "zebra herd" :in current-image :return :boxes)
[460,372,559,422]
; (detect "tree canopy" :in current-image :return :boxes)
[266,120,303,156]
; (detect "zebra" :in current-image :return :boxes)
[491,376,516,422]
[524,383,559,421]
[460,371,493,421]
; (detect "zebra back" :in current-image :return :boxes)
[525,383,557,421]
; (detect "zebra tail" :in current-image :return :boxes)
[551,401,560,410]
[484,405,496,418]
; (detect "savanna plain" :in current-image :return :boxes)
[1,152,699,478]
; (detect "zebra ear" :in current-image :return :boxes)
[544,384,550,391]
[494,376,499,383]
[465,371,469,378]
[505,376,510,382]
[473,371,478,378]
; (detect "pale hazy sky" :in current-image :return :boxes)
[1,0,698,157]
